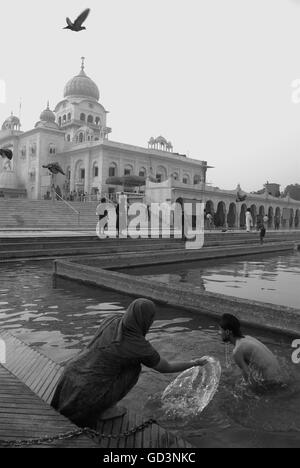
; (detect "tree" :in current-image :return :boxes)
[283,184,300,201]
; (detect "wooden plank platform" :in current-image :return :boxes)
[0,330,193,449]
[0,365,97,448]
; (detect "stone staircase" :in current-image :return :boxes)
[0,199,299,260]
[203,230,300,247]
[0,230,299,261]
[0,236,185,261]
[0,200,98,230]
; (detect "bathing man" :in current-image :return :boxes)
[220,314,281,384]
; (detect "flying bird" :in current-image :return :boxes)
[63,8,90,32]
[0,148,13,160]
[43,163,65,176]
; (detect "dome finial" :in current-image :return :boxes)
[64,59,100,101]
[39,103,56,124]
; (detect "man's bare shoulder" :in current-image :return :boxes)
[233,337,253,355]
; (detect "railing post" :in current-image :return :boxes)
[53,193,80,226]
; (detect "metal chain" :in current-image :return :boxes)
[0,418,157,448]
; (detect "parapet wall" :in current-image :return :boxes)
[54,238,300,337]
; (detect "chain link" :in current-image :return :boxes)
[0,418,157,448]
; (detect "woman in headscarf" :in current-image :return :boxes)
[51,298,207,427]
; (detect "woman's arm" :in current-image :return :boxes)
[152,357,208,374]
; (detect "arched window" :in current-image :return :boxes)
[183,174,191,184]
[227,203,237,228]
[95,117,101,126]
[139,167,146,177]
[63,114,67,123]
[194,174,201,185]
[58,117,62,127]
[29,169,36,181]
[20,146,26,158]
[79,133,84,143]
[66,134,71,142]
[49,144,56,155]
[215,201,226,228]
[87,115,94,124]
[109,163,117,177]
[30,143,37,155]
[156,166,167,182]
[124,165,133,176]
[67,113,71,121]
[80,113,86,122]
[93,164,99,178]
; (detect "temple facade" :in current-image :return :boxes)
[0,58,208,201]
[0,58,299,229]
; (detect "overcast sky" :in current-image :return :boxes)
[1,0,300,191]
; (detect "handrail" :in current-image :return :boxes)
[53,193,81,226]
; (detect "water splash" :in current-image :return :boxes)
[225,343,232,368]
[161,356,222,419]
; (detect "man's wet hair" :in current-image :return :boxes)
[220,314,244,338]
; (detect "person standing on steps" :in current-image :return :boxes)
[97,197,109,236]
[245,209,253,233]
[263,214,269,227]
[260,224,266,244]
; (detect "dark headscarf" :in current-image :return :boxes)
[87,298,156,350]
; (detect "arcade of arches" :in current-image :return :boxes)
[205,200,300,230]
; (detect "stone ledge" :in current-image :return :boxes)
[54,240,300,337]
[71,240,299,270]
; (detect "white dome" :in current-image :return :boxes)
[2,113,21,130]
[40,103,56,122]
[64,60,99,101]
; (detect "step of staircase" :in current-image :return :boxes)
[0,237,185,260]
[0,200,98,230]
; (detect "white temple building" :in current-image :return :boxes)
[0,58,208,202]
[0,57,299,229]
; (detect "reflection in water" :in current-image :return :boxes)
[0,261,131,362]
[122,251,300,309]
[0,260,299,447]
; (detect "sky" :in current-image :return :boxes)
[1,0,300,192]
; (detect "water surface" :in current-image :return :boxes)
[120,251,300,309]
[0,260,299,448]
